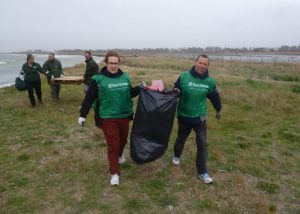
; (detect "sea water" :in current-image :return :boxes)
[0,54,102,88]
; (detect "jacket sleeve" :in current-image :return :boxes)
[42,62,49,76]
[80,79,99,118]
[174,76,181,90]
[130,85,140,98]
[20,65,25,75]
[207,86,222,112]
[37,64,43,74]
[59,61,64,75]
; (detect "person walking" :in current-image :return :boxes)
[172,54,222,184]
[78,51,140,186]
[20,54,43,107]
[42,53,64,100]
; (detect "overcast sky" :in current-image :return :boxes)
[0,0,299,52]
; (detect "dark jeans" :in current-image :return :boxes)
[174,119,208,174]
[26,80,42,106]
[50,84,61,100]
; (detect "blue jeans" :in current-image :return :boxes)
[174,119,208,174]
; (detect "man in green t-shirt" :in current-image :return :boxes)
[172,54,222,184]
[42,53,64,100]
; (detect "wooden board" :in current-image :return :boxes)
[51,76,83,85]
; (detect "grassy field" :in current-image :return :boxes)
[0,56,299,213]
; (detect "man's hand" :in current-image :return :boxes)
[78,117,86,126]
[60,74,64,77]
[173,88,181,94]
[216,111,221,120]
[138,81,147,88]
[51,75,54,79]
[45,71,50,75]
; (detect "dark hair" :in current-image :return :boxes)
[84,51,92,55]
[195,54,209,62]
[27,53,34,60]
[105,51,120,64]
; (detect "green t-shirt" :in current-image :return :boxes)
[93,72,133,119]
[177,71,216,118]
[21,62,42,81]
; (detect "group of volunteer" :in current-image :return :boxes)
[20,50,222,186]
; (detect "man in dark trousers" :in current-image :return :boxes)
[42,53,64,100]
[83,51,99,94]
[20,54,43,107]
[172,54,222,184]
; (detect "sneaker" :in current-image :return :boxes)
[172,157,180,166]
[110,174,119,186]
[199,173,213,184]
[119,155,126,164]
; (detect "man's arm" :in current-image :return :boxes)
[59,61,64,76]
[173,76,181,96]
[42,62,50,76]
[130,84,140,98]
[207,86,222,119]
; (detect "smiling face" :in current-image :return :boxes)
[194,56,209,75]
[106,56,119,74]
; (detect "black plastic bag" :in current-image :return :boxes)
[130,88,178,164]
[15,77,27,91]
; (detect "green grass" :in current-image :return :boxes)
[0,56,299,213]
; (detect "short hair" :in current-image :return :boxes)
[48,52,55,57]
[105,51,120,64]
[84,51,92,55]
[195,54,209,62]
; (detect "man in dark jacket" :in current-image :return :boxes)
[172,54,222,184]
[20,54,43,107]
[42,53,64,100]
[83,51,99,93]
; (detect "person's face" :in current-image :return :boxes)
[84,53,91,60]
[48,54,54,61]
[106,56,119,74]
[28,57,34,64]
[194,57,209,75]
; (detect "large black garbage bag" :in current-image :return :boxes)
[130,88,178,164]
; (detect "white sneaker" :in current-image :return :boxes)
[199,173,213,184]
[119,155,126,164]
[110,174,119,186]
[172,157,180,166]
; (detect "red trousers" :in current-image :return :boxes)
[101,118,129,175]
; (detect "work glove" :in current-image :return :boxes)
[173,88,181,94]
[51,75,54,79]
[20,74,25,81]
[216,111,221,120]
[138,81,147,88]
[60,74,64,77]
[45,71,50,75]
[78,117,86,126]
